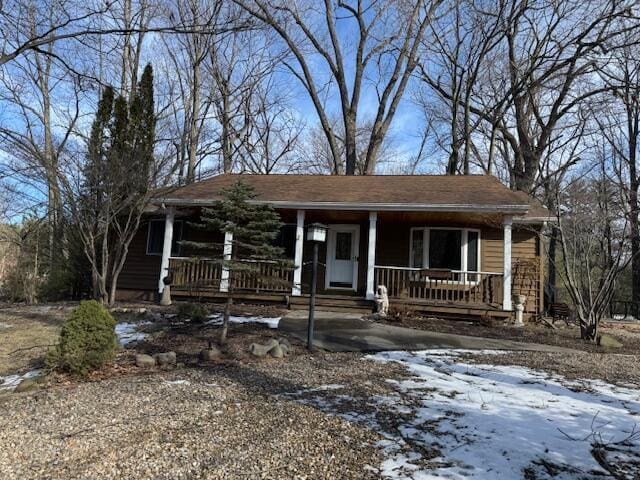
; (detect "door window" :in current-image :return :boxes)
[335,232,352,260]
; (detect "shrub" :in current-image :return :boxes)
[176,302,209,323]
[47,300,117,376]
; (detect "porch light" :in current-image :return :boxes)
[306,223,327,243]
[306,223,327,351]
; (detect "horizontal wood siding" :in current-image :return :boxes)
[118,221,161,291]
[118,210,544,319]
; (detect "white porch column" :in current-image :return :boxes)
[219,230,233,292]
[158,206,175,293]
[366,211,378,300]
[502,215,513,311]
[292,209,305,296]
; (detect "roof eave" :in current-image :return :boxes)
[156,198,529,214]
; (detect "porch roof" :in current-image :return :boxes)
[157,174,547,217]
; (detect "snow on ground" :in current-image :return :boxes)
[205,313,281,329]
[115,321,152,346]
[0,369,42,391]
[287,350,640,479]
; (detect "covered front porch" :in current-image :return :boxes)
[158,207,533,319]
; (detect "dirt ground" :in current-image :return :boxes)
[1,302,639,479]
[383,311,640,355]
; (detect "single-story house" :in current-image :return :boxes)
[117,174,551,320]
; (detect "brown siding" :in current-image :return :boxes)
[118,220,161,292]
[118,209,544,320]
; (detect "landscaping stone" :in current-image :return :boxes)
[154,351,177,367]
[598,333,623,349]
[135,354,156,368]
[249,339,279,357]
[13,378,39,393]
[200,347,222,362]
[269,344,284,358]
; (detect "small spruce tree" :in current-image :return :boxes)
[183,180,293,344]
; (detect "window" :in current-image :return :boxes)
[147,219,183,256]
[410,227,480,272]
[429,230,461,270]
[274,224,297,259]
[335,232,352,260]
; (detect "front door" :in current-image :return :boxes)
[326,225,360,290]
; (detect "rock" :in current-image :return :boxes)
[14,378,39,393]
[249,339,279,357]
[154,351,177,367]
[136,354,156,368]
[200,347,222,362]
[279,343,289,356]
[137,307,148,314]
[598,334,623,349]
[278,337,291,349]
[269,344,284,358]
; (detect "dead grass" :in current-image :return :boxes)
[0,305,68,375]
[464,350,640,387]
[383,314,640,355]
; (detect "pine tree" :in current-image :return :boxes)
[184,180,293,344]
[77,63,157,304]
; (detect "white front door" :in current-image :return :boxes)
[326,225,360,290]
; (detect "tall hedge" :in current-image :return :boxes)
[47,300,117,376]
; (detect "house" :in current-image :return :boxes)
[117,174,551,320]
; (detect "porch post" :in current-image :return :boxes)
[366,211,378,300]
[292,209,305,296]
[158,206,175,293]
[219,230,233,292]
[503,215,513,311]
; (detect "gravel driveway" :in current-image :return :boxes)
[0,352,405,480]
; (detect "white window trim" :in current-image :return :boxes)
[147,219,184,256]
[409,226,481,273]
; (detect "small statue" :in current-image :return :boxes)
[375,285,389,317]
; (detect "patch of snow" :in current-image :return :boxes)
[369,349,640,479]
[287,349,640,479]
[162,379,190,386]
[205,313,280,329]
[0,369,42,391]
[115,321,152,347]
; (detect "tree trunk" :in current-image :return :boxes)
[186,54,202,183]
[220,294,233,344]
[547,225,559,308]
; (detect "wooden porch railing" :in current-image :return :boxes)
[232,260,294,293]
[374,266,503,307]
[168,257,294,294]
[169,258,222,291]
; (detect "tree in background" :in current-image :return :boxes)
[183,181,292,344]
[66,64,159,305]
[554,177,629,341]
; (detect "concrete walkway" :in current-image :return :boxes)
[280,310,577,353]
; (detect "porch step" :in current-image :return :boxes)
[289,295,375,314]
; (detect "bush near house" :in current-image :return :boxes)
[47,300,117,376]
[175,302,209,323]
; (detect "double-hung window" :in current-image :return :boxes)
[409,228,480,275]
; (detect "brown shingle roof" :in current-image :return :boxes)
[158,174,547,216]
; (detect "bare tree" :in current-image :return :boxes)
[236,81,303,174]
[593,36,640,305]
[554,176,629,340]
[421,0,638,190]
[234,0,443,175]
